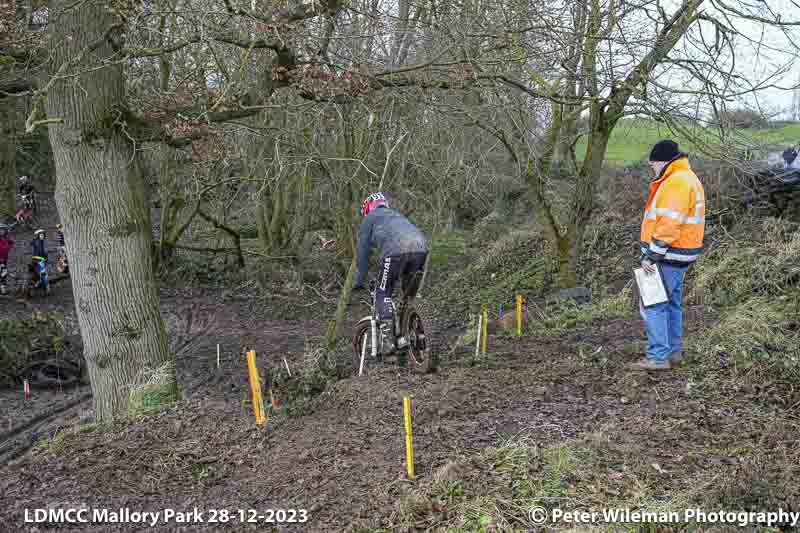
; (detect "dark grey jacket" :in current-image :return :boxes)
[355,207,428,287]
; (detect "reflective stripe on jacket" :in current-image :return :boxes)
[640,156,705,265]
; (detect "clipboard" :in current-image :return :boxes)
[634,265,668,307]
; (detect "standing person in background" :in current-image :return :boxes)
[632,140,706,371]
[56,223,68,274]
[783,146,798,169]
[18,175,36,212]
[31,228,49,294]
[0,224,14,295]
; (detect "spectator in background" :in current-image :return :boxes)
[783,146,798,169]
[0,224,14,295]
[790,146,800,169]
[31,228,49,294]
[56,223,68,274]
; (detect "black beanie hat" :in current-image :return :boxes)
[649,139,680,162]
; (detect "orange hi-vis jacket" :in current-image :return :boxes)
[640,156,705,265]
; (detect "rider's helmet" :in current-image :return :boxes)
[34,229,45,238]
[56,224,63,230]
[19,175,28,183]
[361,192,389,217]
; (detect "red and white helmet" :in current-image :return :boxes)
[361,192,389,217]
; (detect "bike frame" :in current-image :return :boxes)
[353,270,424,375]
[356,288,400,366]
[355,280,414,372]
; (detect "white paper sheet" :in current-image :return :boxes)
[634,266,668,307]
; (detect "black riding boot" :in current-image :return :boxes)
[379,321,396,353]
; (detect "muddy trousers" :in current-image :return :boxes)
[374,252,428,322]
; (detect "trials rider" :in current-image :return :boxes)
[352,192,429,352]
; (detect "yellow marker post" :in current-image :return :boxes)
[481,304,488,354]
[246,350,266,426]
[516,294,523,337]
[403,396,415,480]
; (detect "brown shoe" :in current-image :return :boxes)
[630,357,671,371]
[669,351,683,365]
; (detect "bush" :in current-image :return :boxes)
[431,229,554,323]
[688,218,800,306]
[687,217,800,390]
[0,312,81,387]
[693,294,800,379]
[714,109,769,130]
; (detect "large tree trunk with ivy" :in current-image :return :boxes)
[45,0,176,421]
[0,96,15,218]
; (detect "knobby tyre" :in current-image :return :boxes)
[351,320,382,375]
[399,304,438,373]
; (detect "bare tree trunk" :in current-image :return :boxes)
[553,119,612,287]
[323,246,357,351]
[0,97,15,218]
[46,0,175,422]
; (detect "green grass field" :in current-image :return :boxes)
[577,118,800,163]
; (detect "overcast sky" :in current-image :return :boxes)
[691,0,800,117]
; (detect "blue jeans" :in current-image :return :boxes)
[639,263,689,362]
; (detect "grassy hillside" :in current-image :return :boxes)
[577,118,800,163]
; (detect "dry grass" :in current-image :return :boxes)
[688,217,800,306]
[402,431,710,532]
[128,360,180,416]
[684,218,800,388]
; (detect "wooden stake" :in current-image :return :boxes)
[474,314,481,357]
[283,357,292,377]
[216,344,220,368]
[403,396,415,480]
[246,350,265,426]
[481,304,488,354]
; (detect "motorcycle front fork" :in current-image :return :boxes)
[370,301,400,355]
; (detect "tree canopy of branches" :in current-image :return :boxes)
[3,0,800,419]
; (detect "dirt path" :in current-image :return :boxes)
[2,195,796,531]
[5,288,791,532]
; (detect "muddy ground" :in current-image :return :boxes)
[1,196,799,532]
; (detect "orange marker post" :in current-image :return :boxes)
[516,294,523,337]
